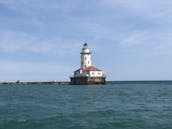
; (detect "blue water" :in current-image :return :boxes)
[0,81,172,129]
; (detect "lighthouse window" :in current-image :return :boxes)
[85,57,87,60]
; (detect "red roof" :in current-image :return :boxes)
[84,66,101,71]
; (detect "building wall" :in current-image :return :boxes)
[75,70,89,77]
[89,71,103,77]
[74,70,104,77]
[74,70,82,77]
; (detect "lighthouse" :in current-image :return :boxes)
[70,43,106,85]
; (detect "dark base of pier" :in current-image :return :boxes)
[70,77,106,85]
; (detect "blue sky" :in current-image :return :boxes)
[1,0,172,81]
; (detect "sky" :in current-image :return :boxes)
[1,0,172,81]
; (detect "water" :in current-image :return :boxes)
[0,81,172,129]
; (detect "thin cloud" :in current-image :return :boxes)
[0,31,81,55]
[102,0,172,22]
[119,30,172,56]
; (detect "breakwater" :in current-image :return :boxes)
[0,81,70,85]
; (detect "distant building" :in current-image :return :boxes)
[70,43,106,85]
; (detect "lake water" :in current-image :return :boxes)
[0,81,172,129]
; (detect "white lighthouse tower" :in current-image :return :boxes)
[81,43,91,69]
[70,43,106,85]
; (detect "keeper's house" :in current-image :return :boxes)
[70,43,106,85]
